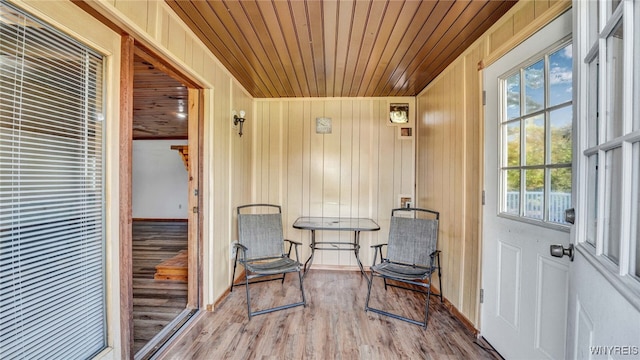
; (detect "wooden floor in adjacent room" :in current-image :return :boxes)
[133,221,188,354]
[160,270,502,360]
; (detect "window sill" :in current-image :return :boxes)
[497,213,571,233]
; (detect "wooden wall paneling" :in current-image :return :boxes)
[167,18,186,70]
[114,0,148,33]
[351,99,379,266]
[300,101,312,259]
[536,0,552,16]
[323,101,341,266]
[489,17,514,55]
[213,68,232,302]
[513,0,536,35]
[309,101,325,264]
[376,100,396,265]
[284,102,304,250]
[338,100,354,265]
[464,44,485,324]
[453,61,465,307]
[268,101,282,204]
[190,41,204,79]
[256,101,269,203]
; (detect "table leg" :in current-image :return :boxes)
[354,230,366,277]
[303,229,316,278]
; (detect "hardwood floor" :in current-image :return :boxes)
[160,270,502,359]
[133,221,188,354]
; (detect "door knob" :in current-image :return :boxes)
[550,244,574,261]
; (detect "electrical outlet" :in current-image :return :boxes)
[406,201,413,208]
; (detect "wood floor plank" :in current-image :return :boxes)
[160,270,502,359]
[133,221,188,354]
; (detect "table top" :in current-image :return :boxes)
[293,217,380,231]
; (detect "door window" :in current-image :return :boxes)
[499,41,573,226]
[581,0,640,284]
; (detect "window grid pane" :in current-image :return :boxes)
[550,167,572,224]
[604,148,622,264]
[524,169,544,220]
[550,106,573,164]
[524,60,545,115]
[500,42,572,225]
[634,143,640,279]
[586,155,599,246]
[606,20,624,140]
[525,115,545,166]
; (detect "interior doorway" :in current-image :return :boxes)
[127,44,202,358]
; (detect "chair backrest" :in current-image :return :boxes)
[237,204,285,260]
[386,208,439,266]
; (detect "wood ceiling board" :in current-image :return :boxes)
[360,0,423,97]
[354,0,404,97]
[376,0,459,96]
[253,0,300,96]
[339,0,371,97]
[404,0,517,95]
[165,0,518,98]
[289,0,318,97]
[347,0,388,97]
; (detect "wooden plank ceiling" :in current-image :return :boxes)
[133,50,189,139]
[166,0,517,98]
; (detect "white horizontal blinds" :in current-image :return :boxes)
[0,2,106,359]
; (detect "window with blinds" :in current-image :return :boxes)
[0,2,107,358]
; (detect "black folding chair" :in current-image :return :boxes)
[231,204,306,318]
[365,208,442,328]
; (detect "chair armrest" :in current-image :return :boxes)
[234,242,248,251]
[370,243,388,266]
[285,239,302,246]
[284,239,302,262]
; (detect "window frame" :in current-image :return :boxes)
[497,38,574,230]
[0,2,108,358]
[576,0,640,292]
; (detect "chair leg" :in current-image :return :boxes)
[244,271,252,319]
[297,270,306,306]
[364,273,374,311]
[436,253,443,302]
[365,274,432,328]
[423,283,432,329]
[231,252,239,292]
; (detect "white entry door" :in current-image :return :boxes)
[482,10,573,359]
[567,0,640,358]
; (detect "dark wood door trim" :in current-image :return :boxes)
[120,34,135,360]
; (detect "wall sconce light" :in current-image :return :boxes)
[233,110,246,137]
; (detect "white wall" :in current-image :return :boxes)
[132,140,188,219]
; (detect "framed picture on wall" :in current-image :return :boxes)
[389,103,409,124]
